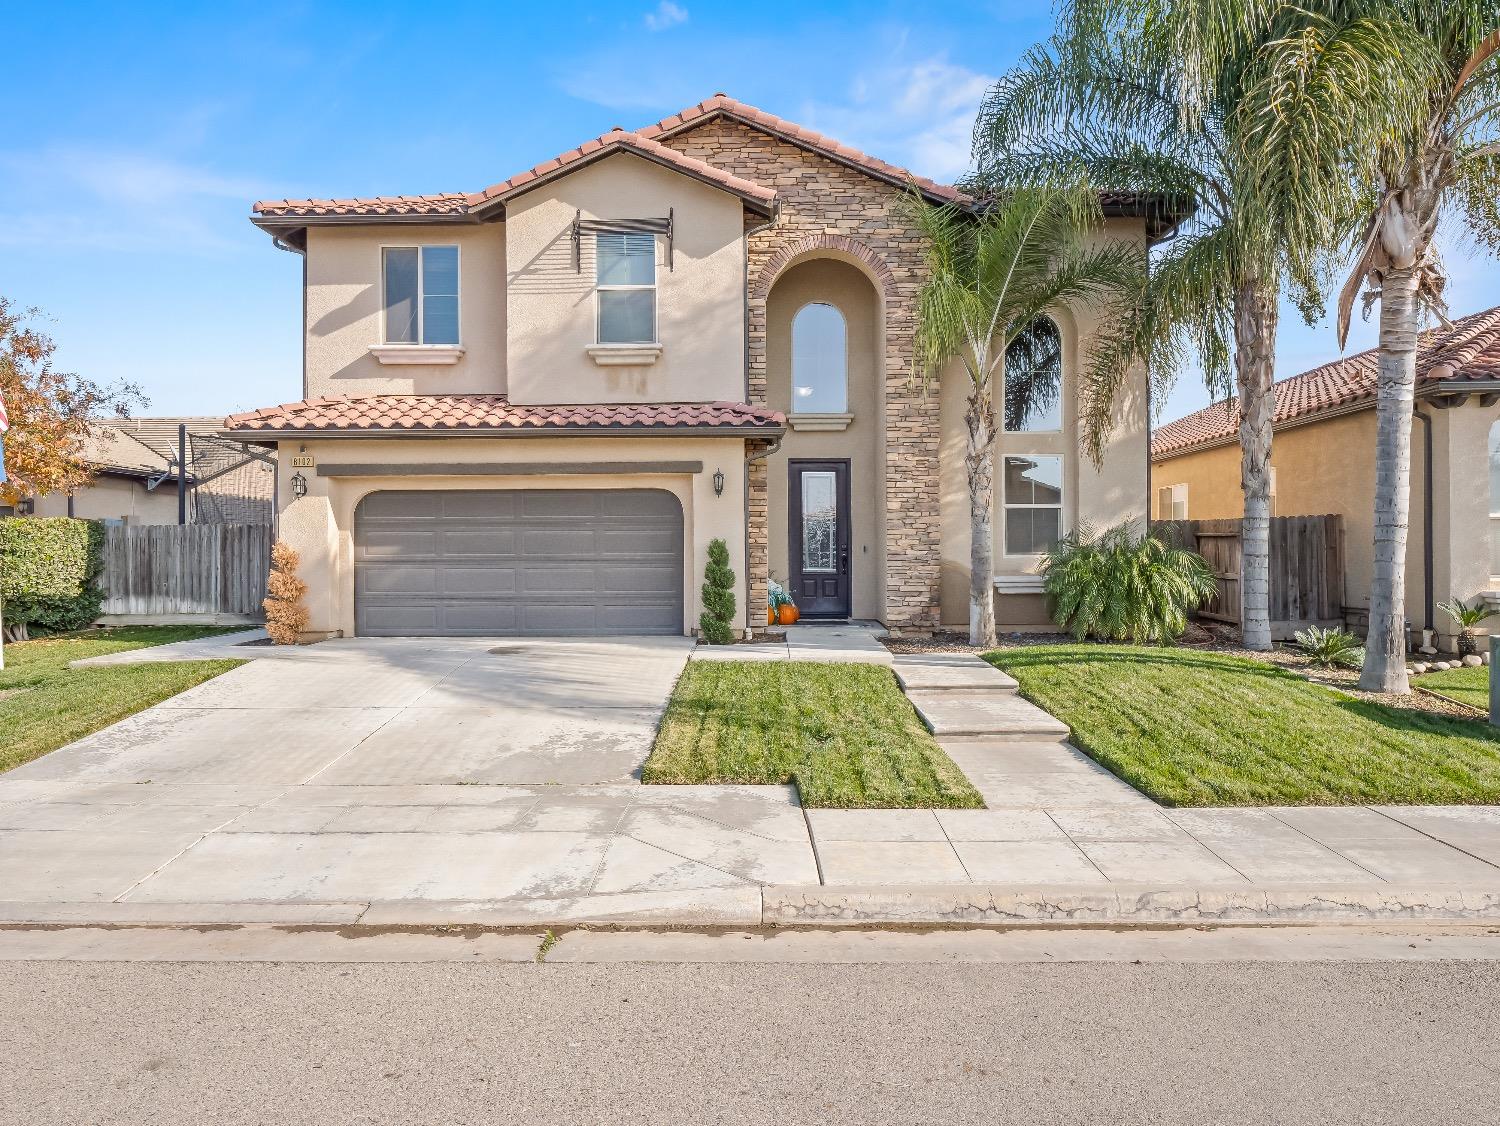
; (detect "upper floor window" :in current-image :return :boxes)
[1004,316,1063,432]
[792,302,848,413]
[596,232,656,344]
[1157,483,1189,521]
[383,245,459,345]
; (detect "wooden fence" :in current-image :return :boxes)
[1157,515,1344,638]
[99,523,272,619]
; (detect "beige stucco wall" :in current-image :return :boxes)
[763,257,885,620]
[304,223,508,398]
[32,475,181,524]
[273,435,751,638]
[1154,399,1500,650]
[504,152,746,406]
[937,219,1151,630]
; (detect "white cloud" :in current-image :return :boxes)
[0,145,259,254]
[803,56,993,183]
[643,2,688,31]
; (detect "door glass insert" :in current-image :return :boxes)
[801,471,837,573]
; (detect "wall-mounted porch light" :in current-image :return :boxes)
[290,471,308,499]
[712,468,725,497]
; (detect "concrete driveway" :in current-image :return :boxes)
[15,636,695,786]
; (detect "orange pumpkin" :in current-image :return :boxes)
[778,603,800,625]
[767,605,776,625]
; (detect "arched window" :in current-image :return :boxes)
[792,302,848,413]
[1004,317,1063,432]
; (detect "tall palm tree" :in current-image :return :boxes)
[970,8,1321,652]
[1206,1,1500,692]
[910,180,1143,647]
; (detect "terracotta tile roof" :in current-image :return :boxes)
[224,395,785,435]
[1152,304,1500,459]
[637,93,972,206]
[253,194,470,219]
[250,92,972,222]
[465,128,776,212]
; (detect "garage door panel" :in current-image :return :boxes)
[440,529,518,556]
[355,489,685,637]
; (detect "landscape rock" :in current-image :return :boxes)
[1419,645,1439,656]
[1462,655,1484,668]
[1410,663,1428,675]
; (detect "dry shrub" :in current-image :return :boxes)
[263,540,309,644]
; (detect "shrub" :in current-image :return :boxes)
[1293,624,1365,668]
[0,517,105,639]
[1042,522,1217,645]
[1437,597,1497,656]
[263,540,309,645]
[699,537,736,645]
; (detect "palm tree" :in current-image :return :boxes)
[1219,1,1500,692]
[909,180,1143,647]
[969,9,1319,652]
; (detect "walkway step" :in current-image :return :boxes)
[893,656,1018,693]
[907,690,1070,741]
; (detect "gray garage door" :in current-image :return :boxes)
[354,489,684,636]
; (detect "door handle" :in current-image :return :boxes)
[839,546,849,575]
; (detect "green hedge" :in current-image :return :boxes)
[0,517,106,633]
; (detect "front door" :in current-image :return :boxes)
[789,460,851,619]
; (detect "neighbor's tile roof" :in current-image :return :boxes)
[224,395,785,434]
[251,93,969,222]
[636,94,972,206]
[1152,304,1500,459]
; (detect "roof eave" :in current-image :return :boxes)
[220,424,786,441]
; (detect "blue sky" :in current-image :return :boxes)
[3,0,1495,426]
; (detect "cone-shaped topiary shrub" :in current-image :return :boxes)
[263,540,310,645]
[699,537,736,645]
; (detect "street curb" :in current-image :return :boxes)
[760,884,1500,926]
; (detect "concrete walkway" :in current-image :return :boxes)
[5,626,1500,927]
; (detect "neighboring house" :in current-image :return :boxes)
[229,94,1168,639]
[23,417,275,526]
[1152,305,1500,651]
[26,425,181,524]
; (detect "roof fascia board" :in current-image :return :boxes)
[219,425,784,440]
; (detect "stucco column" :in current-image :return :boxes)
[276,494,340,638]
[1432,403,1497,649]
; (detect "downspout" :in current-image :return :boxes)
[1414,405,1435,636]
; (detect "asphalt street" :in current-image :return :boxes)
[4,930,1500,1125]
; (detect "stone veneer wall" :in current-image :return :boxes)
[662,118,941,632]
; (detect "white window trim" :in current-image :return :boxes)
[791,301,851,417]
[1001,454,1066,559]
[595,233,659,346]
[378,243,463,349]
[1157,482,1189,521]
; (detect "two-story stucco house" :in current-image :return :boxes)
[227,95,1161,639]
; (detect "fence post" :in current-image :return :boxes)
[1491,634,1498,729]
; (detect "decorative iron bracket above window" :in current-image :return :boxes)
[572,209,673,272]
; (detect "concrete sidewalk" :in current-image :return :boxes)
[6,626,1500,928]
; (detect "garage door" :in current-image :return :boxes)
[354,489,684,636]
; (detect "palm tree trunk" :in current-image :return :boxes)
[966,384,998,648]
[1234,279,1278,652]
[1360,265,1420,693]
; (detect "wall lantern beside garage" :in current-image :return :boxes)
[290,471,308,499]
[712,468,724,497]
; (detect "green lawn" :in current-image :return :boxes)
[985,645,1500,807]
[1417,664,1490,713]
[0,627,244,775]
[643,661,984,808]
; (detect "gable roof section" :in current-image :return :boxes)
[80,425,174,479]
[250,93,974,233]
[1152,304,1500,460]
[636,94,972,206]
[223,394,785,437]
